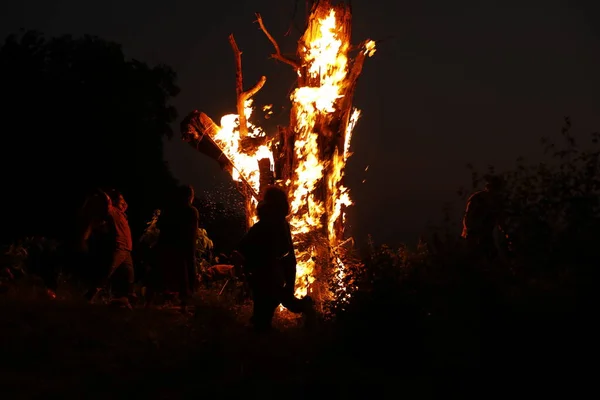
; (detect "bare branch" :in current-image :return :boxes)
[228,34,244,99]
[241,75,267,103]
[228,34,248,137]
[228,34,266,138]
[249,74,268,93]
[255,13,300,70]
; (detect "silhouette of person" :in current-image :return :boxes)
[74,189,114,302]
[234,186,313,332]
[461,175,506,261]
[149,184,199,313]
[104,189,136,304]
[75,189,111,252]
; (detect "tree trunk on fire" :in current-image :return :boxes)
[271,0,373,302]
[181,0,375,305]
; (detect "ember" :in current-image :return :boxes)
[181,0,375,304]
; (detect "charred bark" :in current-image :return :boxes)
[180,110,233,174]
[258,158,275,199]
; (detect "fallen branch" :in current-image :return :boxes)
[228,34,267,138]
[181,111,260,200]
[255,13,300,70]
[201,132,260,201]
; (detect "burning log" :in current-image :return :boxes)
[258,158,275,199]
[258,0,376,300]
[180,109,260,231]
[181,34,275,229]
[273,126,296,182]
[180,110,233,174]
[181,0,376,304]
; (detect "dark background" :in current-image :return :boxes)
[1,0,599,246]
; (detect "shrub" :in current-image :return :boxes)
[323,118,597,370]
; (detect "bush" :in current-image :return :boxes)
[454,118,597,299]
[323,118,597,371]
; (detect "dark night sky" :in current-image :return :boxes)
[2,0,599,246]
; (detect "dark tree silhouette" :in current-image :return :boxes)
[0,30,179,243]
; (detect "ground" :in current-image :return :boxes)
[0,283,410,397]
[0,284,321,395]
[0,277,589,398]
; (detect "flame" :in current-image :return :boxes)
[262,104,274,119]
[288,9,374,299]
[364,40,377,57]
[199,6,375,304]
[212,98,274,195]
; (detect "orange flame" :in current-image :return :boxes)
[211,99,274,222]
[289,10,374,299]
[202,7,375,303]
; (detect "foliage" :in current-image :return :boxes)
[326,236,425,330]
[0,30,180,244]
[457,118,600,283]
[0,236,61,276]
[324,118,597,369]
[196,228,214,260]
[0,241,29,277]
[503,120,600,277]
[139,209,162,248]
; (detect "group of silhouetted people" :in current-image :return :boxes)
[5,171,505,331]
[64,173,504,330]
[74,184,313,330]
[73,185,201,314]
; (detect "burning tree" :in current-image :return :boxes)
[181,0,376,304]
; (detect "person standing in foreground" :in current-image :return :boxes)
[105,189,136,304]
[233,186,314,332]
